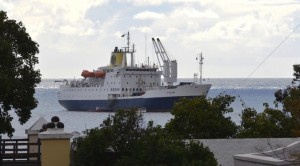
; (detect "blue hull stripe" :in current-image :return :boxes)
[58,96,200,112]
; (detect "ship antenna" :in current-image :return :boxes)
[198,52,204,85]
[127,31,130,52]
[123,31,135,66]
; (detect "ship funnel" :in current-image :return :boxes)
[110,47,127,67]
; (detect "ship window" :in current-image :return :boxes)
[133,89,135,91]
[130,76,131,78]
[126,88,128,91]
[151,76,152,78]
[122,88,124,91]
[127,82,128,84]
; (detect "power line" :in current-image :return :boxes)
[247,24,300,78]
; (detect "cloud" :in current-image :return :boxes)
[2,0,108,38]
[0,0,14,10]
[122,0,204,6]
[122,0,164,6]
[2,0,300,78]
[170,6,219,19]
[130,26,152,33]
[133,11,165,20]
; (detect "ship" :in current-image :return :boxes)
[57,32,211,112]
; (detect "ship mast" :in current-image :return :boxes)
[122,31,135,67]
[197,53,204,85]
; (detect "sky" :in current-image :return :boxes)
[1,0,300,78]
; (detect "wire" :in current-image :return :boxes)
[247,24,300,78]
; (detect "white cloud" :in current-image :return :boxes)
[0,0,14,10]
[130,26,152,33]
[170,7,219,19]
[133,11,165,20]
[2,0,300,78]
[2,0,108,38]
[122,0,164,6]
[122,0,204,6]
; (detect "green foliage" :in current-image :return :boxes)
[281,87,300,121]
[238,106,299,138]
[238,65,300,138]
[72,110,218,166]
[165,95,238,139]
[101,110,144,153]
[293,64,300,82]
[0,11,41,137]
[72,128,115,166]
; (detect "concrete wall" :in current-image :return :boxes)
[233,141,300,166]
[198,138,300,166]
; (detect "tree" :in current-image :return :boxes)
[101,110,144,153]
[0,11,41,137]
[238,65,300,138]
[72,110,218,166]
[237,105,299,138]
[274,64,300,116]
[165,95,238,139]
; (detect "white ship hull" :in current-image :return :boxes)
[58,84,211,112]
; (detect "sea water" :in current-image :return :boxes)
[4,78,293,138]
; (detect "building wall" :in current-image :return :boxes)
[198,138,300,166]
[41,139,70,166]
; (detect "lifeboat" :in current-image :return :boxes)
[81,70,105,78]
[94,71,106,78]
[81,70,95,78]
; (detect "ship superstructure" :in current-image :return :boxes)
[57,32,211,112]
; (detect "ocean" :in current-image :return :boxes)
[4,78,293,138]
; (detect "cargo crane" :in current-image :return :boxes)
[152,38,177,86]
